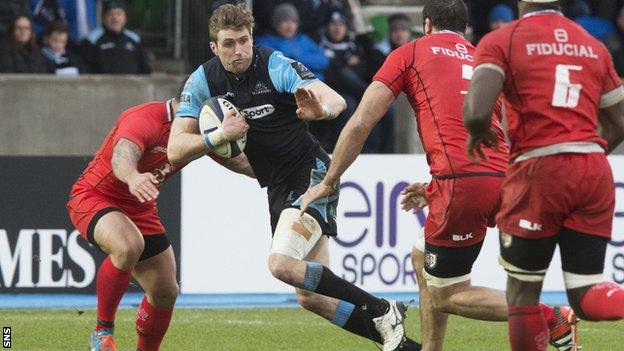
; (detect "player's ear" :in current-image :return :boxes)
[424,18,433,35]
[210,41,218,55]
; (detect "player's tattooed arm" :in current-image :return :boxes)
[598,99,624,154]
[112,138,159,203]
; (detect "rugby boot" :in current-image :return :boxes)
[549,306,582,351]
[373,299,407,351]
[89,328,117,351]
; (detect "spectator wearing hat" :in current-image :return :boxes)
[313,8,393,153]
[489,4,514,31]
[79,0,151,74]
[0,15,47,73]
[41,20,84,75]
[375,13,413,55]
[255,3,328,80]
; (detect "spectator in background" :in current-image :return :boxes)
[253,0,339,39]
[605,3,624,76]
[375,13,413,55]
[58,0,98,41]
[80,0,151,74]
[565,0,615,41]
[489,4,514,31]
[0,15,47,73]
[41,20,84,75]
[255,3,328,80]
[316,8,393,153]
[0,0,29,38]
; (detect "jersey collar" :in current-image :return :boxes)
[523,9,563,18]
[434,30,465,38]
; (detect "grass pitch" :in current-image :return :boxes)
[2,308,623,350]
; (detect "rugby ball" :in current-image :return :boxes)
[199,97,247,158]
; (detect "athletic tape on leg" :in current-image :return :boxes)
[423,270,471,288]
[499,256,546,282]
[563,271,604,289]
[271,208,323,260]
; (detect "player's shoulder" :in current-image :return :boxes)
[118,101,167,125]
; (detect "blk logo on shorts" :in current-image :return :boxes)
[519,219,542,231]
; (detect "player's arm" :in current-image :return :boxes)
[221,153,256,178]
[168,111,248,166]
[463,66,504,163]
[598,99,624,154]
[295,81,346,121]
[112,138,159,203]
[299,81,394,212]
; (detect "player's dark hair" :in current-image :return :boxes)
[209,3,255,42]
[422,0,468,33]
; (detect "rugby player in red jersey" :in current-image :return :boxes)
[67,98,250,351]
[302,1,578,350]
[464,1,624,350]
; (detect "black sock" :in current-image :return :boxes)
[307,264,389,317]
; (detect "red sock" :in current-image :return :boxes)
[539,304,556,329]
[508,306,549,351]
[580,282,624,321]
[96,256,133,330]
[136,296,174,351]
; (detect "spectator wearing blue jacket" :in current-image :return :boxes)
[255,3,328,81]
[31,0,97,41]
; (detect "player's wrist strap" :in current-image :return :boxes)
[322,104,334,120]
[203,127,226,149]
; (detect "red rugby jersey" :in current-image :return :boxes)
[374,32,509,177]
[71,100,181,209]
[474,10,624,159]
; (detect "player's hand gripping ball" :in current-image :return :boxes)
[199,97,247,158]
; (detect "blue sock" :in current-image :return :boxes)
[303,262,323,291]
[331,300,355,327]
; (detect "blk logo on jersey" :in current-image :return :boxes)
[242,104,275,119]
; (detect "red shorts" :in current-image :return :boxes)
[67,186,165,241]
[497,153,614,239]
[425,176,504,248]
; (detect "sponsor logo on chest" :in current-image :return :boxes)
[242,104,275,119]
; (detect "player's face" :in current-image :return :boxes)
[47,32,68,53]
[104,8,127,34]
[214,28,253,75]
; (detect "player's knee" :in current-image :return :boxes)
[111,236,145,269]
[149,282,179,308]
[268,253,295,284]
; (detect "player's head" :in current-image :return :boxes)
[422,0,468,35]
[518,0,560,16]
[209,3,255,75]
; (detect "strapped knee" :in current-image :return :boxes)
[270,208,323,260]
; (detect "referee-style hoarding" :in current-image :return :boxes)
[0,157,182,294]
[181,155,624,293]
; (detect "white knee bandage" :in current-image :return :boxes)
[423,270,471,288]
[499,256,547,282]
[270,208,323,260]
[563,271,604,289]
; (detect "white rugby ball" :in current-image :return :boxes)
[199,97,247,158]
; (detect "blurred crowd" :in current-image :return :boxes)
[0,0,150,75]
[3,0,624,152]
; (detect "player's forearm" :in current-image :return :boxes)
[112,139,142,183]
[168,133,209,166]
[463,69,502,138]
[222,153,256,178]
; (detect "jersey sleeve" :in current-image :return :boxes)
[112,108,161,153]
[176,66,211,119]
[599,45,624,108]
[473,29,508,78]
[372,43,412,97]
[268,50,319,94]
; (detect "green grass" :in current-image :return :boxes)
[1,308,623,350]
